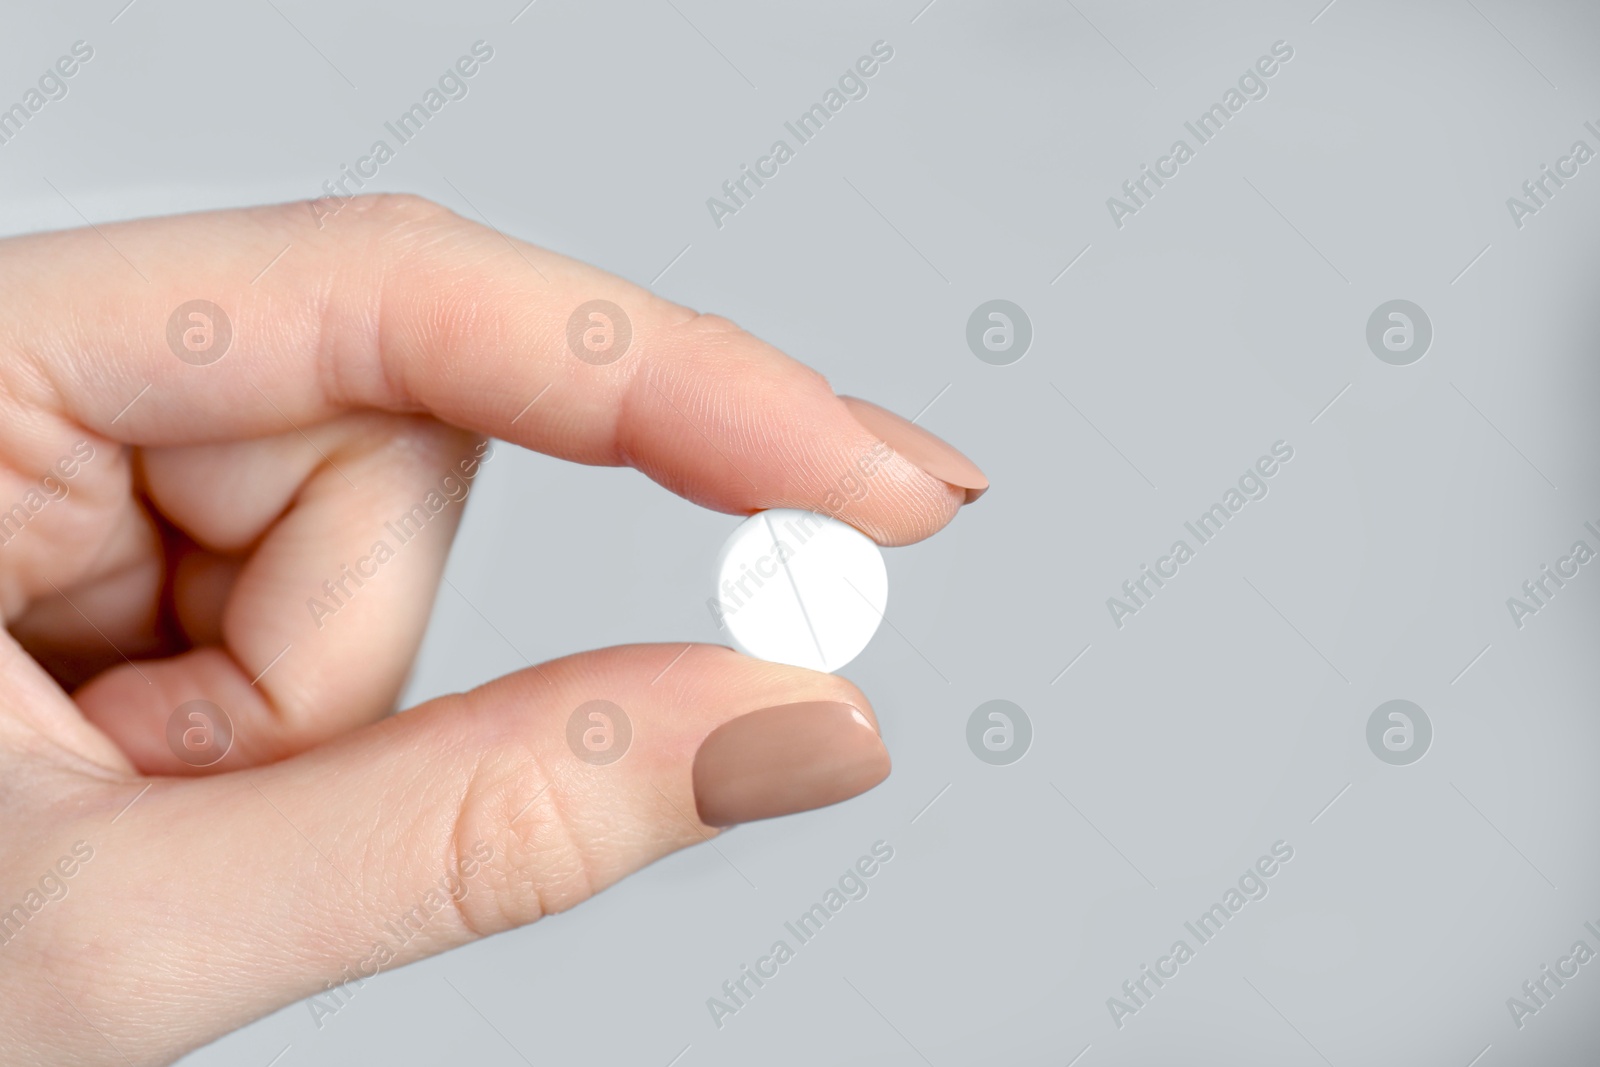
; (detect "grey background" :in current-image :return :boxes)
[4,0,1598,1063]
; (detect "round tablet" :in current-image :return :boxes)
[711,509,888,673]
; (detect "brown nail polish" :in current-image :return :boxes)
[692,701,890,827]
[840,396,989,503]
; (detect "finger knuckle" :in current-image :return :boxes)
[300,191,459,235]
[671,310,744,340]
[449,738,598,939]
[348,192,458,229]
[661,312,831,394]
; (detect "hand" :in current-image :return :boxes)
[0,195,987,1065]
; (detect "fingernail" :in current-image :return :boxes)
[840,396,989,503]
[692,701,890,827]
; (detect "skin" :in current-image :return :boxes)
[0,195,962,1065]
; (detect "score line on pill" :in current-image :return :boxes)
[711,509,888,674]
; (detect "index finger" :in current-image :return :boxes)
[0,194,986,545]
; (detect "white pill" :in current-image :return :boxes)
[711,509,888,674]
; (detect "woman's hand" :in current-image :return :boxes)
[0,195,985,1065]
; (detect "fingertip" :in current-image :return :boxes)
[838,395,989,501]
[690,699,891,828]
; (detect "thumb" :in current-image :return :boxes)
[69,645,887,1057]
